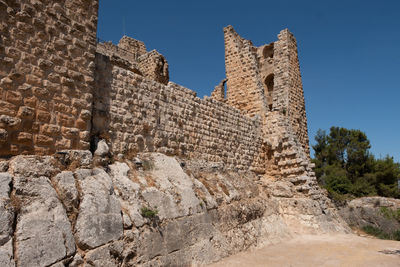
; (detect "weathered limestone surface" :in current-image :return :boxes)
[339,197,400,234]
[0,172,14,267]
[51,171,79,218]
[0,153,348,266]
[0,173,13,245]
[74,168,123,250]
[9,157,75,267]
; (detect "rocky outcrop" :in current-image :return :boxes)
[339,197,400,234]
[0,172,14,267]
[74,168,123,250]
[0,151,348,266]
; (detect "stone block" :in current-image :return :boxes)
[0,101,17,117]
[23,96,37,108]
[17,106,34,119]
[0,129,8,142]
[58,114,75,127]
[55,138,71,150]
[36,110,51,123]
[41,124,61,136]
[75,118,87,130]
[0,115,21,129]
[16,132,32,143]
[35,134,53,146]
[61,127,79,139]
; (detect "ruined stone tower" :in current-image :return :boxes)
[222,26,309,156]
[211,26,314,180]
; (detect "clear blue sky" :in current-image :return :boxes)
[98,0,400,162]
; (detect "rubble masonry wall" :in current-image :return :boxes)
[273,30,309,155]
[0,0,98,156]
[94,53,266,172]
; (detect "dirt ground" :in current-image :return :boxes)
[207,234,400,267]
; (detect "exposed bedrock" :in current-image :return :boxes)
[0,152,348,266]
[339,197,400,235]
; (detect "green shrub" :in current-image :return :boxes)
[140,206,158,218]
[362,225,400,241]
[362,225,383,237]
[379,207,400,222]
[393,230,400,241]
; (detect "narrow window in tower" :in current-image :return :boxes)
[264,74,274,111]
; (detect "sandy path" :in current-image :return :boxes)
[207,234,400,267]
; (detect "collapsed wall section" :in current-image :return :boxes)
[0,0,98,156]
[94,52,265,172]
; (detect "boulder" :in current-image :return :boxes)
[109,162,144,227]
[75,168,123,249]
[0,240,14,267]
[147,153,201,217]
[60,150,92,168]
[9,156,56,178]
[84,241,123,267]
[13,175,75,267]
[51,171,79,216]
[94,139,109,157]
[0,173,13,246]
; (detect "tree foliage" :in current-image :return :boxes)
[312,127,400,199]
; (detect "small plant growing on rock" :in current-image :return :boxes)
[140,206,158,219]
[9,193,22,213]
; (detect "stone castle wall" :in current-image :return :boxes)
[0,0,98,156]
[0,0,311,179]
[94,52,265,172]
